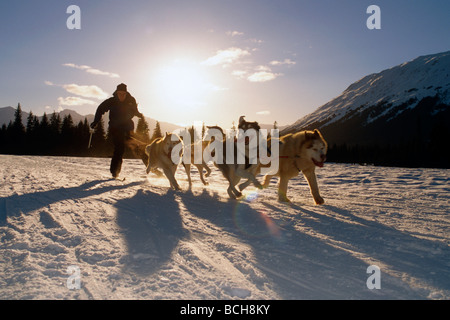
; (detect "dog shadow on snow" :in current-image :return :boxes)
[176,190,375,299]
[114,189,187,276]
[295,203,450,297]
[0,179,142,225]
[178,189,447,299]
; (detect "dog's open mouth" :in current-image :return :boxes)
[312,158,325,168]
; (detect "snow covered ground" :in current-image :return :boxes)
[0,155,448,300]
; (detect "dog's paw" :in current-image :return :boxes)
[278,196,291,203]
[314,197,325,205]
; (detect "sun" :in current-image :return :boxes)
[153,59,213,109]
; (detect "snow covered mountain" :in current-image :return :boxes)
[283,51,450,147]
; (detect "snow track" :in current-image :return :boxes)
[0,155,449,299]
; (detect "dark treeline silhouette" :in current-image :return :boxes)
[1,104,448,168]
[326,139,449,169]
[0,104,157,158]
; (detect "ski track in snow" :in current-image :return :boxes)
[0,155,449,300]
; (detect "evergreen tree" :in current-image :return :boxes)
[12,103,25,134]
[75,118,91,155]
[136,116,151,143]
[26,111,35,135]
[49,112,62,136]
[91,119,107,156]
[26,111,37,153]
[60,114,75,155]
[40,113,50,131]
[0,124,6,153]
[38,113,51,154]
[151,121,162,142]
[9,104,26,153]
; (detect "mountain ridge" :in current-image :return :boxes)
[284,51,450,132]
[282,50,450,167]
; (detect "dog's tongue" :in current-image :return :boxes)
[313,159,324,167]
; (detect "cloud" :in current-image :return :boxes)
[245,65,282,82]
[269,58,296,66]
[62,84,109,100]
[247,71,281,83]
[256,110,271,115]
[232,70,248,79]
[58,97,96,106]
[201,47,251,67]
[255,65,272,72]
[226,30,244,37]
[46,80,109,108]
[204,84,229,92]
[232,66,282,83]
[63,63,120,78]
[45,105,64,112]
[249,38,264,44]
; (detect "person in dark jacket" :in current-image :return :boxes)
[91,83,145,178]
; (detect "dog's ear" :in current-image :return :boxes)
[305,131,314,140]
[313,129,321,137]
[239,116,245,125]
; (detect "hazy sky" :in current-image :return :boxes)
[1,0,449,127]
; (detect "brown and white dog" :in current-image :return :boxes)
[182,139,212,187]
[145,133,184,190]
[262,129,327,203]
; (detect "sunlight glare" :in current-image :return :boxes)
[154,60,215,109]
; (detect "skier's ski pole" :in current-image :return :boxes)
[88,130,93,149]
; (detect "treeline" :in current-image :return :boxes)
[0,104,162,158]
[2,104,449,168]
[326,120,449,169]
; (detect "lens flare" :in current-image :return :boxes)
[232,197,282,239]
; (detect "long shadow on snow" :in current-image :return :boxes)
[178,189,424,299]
[115,189,187,276]
[0,179,141,225]
[295,203,450,296]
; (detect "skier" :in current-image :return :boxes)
[90,83,147,178]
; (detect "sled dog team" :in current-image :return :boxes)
[145,116,328,204]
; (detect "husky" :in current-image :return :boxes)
[215,116,263,199]
[182,139,212,187]
[145,133,184,190]
[261,129,327,203]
